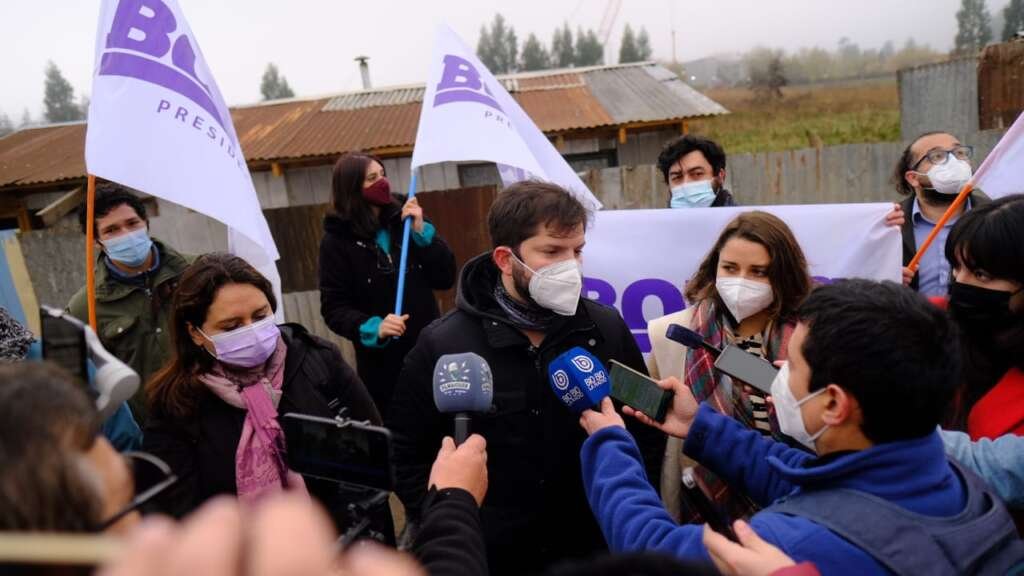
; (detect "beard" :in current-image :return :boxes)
[916,176,956,206]
[510,257,542,309]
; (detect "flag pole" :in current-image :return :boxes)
[907,181,974,273]
[393,169,418,316]
[85,174,98,331]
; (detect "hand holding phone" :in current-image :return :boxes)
[609,360,674,423]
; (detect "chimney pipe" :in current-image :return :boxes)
[355,56,371,90]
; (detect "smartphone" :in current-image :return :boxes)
[40,309,89,384]
[682,467,738,542]
[609,360,673,423]
[281,413,395,492]
[713,345,778,395]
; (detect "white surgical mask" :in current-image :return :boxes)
[770,362,829,451]
[670,180,717,208]
[918,157,972,195]
[511,253,583,316]
[715,277,773,322]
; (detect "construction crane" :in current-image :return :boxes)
[597,0,622,64]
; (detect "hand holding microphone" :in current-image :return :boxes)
[428,434,489,506]
[433,353,494,445]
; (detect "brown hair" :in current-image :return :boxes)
[331,152,394,239]
[487,180,590,249]
[147,253,277,418]
[685,211,811,321]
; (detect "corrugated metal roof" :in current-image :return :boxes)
[0,62,727,188]
[0,123,86,187]
[584,65,728,124]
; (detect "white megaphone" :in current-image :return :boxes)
[40,306,140,420]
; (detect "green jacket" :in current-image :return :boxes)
[68,239,194,424]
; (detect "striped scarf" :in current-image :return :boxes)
[681,299,793,521]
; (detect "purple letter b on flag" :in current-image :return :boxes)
[433,55,503,112]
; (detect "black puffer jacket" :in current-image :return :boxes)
[388,254,666,576]
[318,196,456,416]
[142,324,391,538]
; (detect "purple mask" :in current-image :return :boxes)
[200,317,280,368]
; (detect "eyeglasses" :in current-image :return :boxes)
[911,145,974,171]
[94,451,178,532]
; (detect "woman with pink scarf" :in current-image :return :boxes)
[141,253,387,536]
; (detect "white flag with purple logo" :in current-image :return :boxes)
[85,0,281,309]
[411,24,602,210]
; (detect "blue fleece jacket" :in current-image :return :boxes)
[581,404,966,575]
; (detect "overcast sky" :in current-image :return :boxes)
[0,0,1011,123]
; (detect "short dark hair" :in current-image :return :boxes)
[487,181,590,250]
[891,131,948,196]
[945,194,1024,291]
[77,182,149,235]
[0,362,103,531]
[797,279,961,444]
[657,135,726,183]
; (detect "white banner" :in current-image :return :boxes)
[582,203,901,353]
[85,0,282,313]
[411,24,601,211]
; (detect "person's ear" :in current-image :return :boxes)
[188,322,207,349]
[905,170,922,191]
[821,384,858,428]
[492,247,516,275]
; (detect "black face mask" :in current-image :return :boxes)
[949,282,1015,332]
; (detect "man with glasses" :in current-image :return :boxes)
[892,132,988,296]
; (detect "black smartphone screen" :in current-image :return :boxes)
[41,312,89,384]
[281,413,394,492]
[713,345,778,395]
[682,467,738,542]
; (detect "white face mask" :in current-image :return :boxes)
[511,253,583,316]
[918,157,972,195]
[770,362,829,451]
[715,277,774,322]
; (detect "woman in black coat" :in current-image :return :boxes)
[319,152,456,417]
[142,253,391,537]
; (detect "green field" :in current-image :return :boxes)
[688,79,901,155]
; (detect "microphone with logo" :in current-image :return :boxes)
[546,347,612,415]
[433,353,494,445]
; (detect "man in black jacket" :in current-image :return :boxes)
[388,181,667,576]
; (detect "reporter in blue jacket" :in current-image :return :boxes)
[579,280,1024,575]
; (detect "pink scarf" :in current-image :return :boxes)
[200,335,308,503]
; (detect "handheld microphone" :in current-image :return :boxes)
[547,347,611,415]
[432,353,494,445]
[666,324,722,357]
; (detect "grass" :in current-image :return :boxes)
[688,79,901,155]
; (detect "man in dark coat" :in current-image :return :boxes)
[388,181,667,576]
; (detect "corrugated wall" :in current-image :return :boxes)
[899,59,979,140]
[979,41,1024,130]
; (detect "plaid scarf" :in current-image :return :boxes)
[681,299,794,522]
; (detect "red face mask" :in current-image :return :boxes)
[362,177,392,206]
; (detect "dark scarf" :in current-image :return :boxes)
[493,280,560,332]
